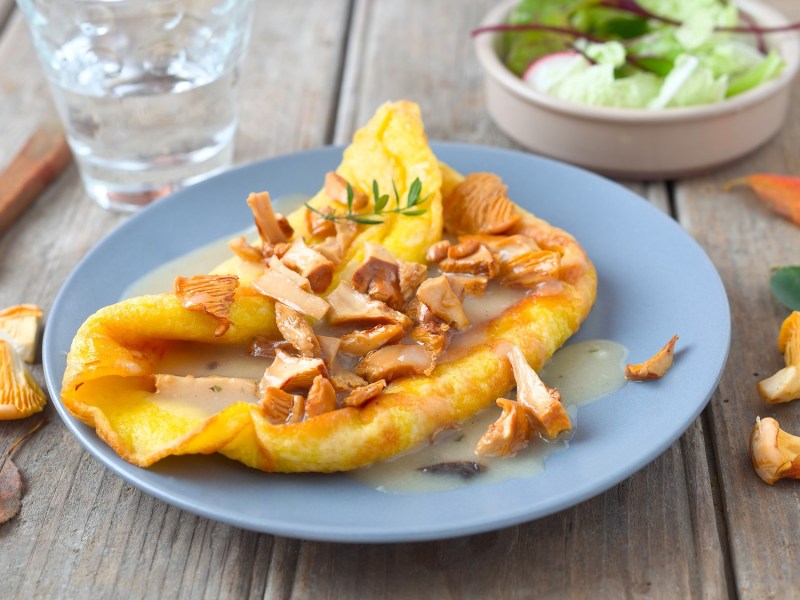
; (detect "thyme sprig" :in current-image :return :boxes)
[305,178,430,225]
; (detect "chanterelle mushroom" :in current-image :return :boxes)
[439,244,498,278]
[306,375,337,417]
[260,350,328,393]
[351,243,404,308]
[174,274,239,337]
[281,239,335,294]
[508,345,571,440]
[0,304,43,364]
[443,172,521,235]
[274,302,321,358]
[0,339,47,420]
[261,387,305,424]
[750,417,800,484]
[758,312,800,403]
[247,191,293,244]
[355,344,435,382]
[326,282,412,328]
[475,398,534,457]
[625,335,679,381]
[416,275,470,331]
[325,171,368,210]
[339,322,407,357]
[251,258,330,321]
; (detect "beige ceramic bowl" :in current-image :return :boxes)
[475,0,800,179]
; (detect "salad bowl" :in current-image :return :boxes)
[474,0,800,179]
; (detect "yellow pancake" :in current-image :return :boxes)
[60,101,596,472]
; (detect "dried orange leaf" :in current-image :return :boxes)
[1,418,45,524]
[725,174,800,226]
[0,458,21,524]
[174,274,239,337]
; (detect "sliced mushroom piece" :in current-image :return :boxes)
[335,219,360,255]
[461,235,561,288]
[442,172,521,235]
[343,379,387,407]
[439,245,498,278]
[251,260,330,321]
[340,322,408,356]
[326,282,412,328]
[260,387,305,424]
[274,302,321,358]
[281,239,335,294]
[416,275,470,331]
[260,349,328,392]
[317,335,342,370]
[247,192,293,244]
[305,206,337,239]
[227,236,263,263]
[312,236,343,264]
[508,345,571,440]
[410,323,450,358]
[426,240,451,264]
[266,256,312,291]
[625,335,679,381]
[398,260,429,303]
[750,416,800,484]
[174,274,239,337]
[758,312,800,403]
[355,344,434,382]
[475,398,535,457]
[408,299,451,358]
[330,370,369,393]
[0,304,43,364]
[448,239,480,260]
[351,243,404,308]
[325,171,368,210]
[445,274,488,297]
[306,375,337,417]
[248,336,297,360]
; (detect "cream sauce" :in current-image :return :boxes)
[122,191,310,298]
[122,226,258,298]
[349,340,628,494]
[146,341,269,417]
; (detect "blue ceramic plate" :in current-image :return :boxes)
[43,143,730,543]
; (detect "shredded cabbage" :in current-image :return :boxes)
[507,0,786,109]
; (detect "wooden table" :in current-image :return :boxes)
[1,1,798,597]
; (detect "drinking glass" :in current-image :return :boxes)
[16,0,254,211]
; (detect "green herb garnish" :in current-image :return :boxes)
[210,385,222,393]
[306,178,430,226]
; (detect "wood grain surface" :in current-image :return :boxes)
[0,0,796,598]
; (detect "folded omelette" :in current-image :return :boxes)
[61,101,597,472]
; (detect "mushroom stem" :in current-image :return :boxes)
[758,312,800,403]
[750,417,800,484]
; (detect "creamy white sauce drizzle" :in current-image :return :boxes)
[122,225,257,298]
[349,339,628,494]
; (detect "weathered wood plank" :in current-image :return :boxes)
[298,1,728,598]
[674,1,800,597]
[0,2,350,598]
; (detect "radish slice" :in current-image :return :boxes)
[522,51,589,93]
